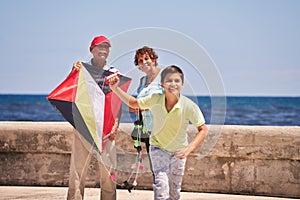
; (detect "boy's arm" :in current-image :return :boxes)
[109,77,140,109]
[174,124,208,159]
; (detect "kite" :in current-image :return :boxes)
[47,62,131,152]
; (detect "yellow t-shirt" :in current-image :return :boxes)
[137,94,205,152]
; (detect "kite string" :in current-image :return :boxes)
[77,139,96,188]
[129,108,144,187]
[96,140,142,188]
[79,108,146,191]
[99,121,144,192]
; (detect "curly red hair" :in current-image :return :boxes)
[134,46,158,66]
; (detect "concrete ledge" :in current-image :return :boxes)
[0,122,299,198]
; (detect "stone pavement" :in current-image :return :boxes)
[0,186,296,200]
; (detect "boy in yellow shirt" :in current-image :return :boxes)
[109,65,208,200]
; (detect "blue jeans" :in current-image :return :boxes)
[150,145,187,200]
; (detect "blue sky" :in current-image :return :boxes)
[0,0,299,96]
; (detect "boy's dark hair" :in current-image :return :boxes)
[134,46,158,66]
[161,65,184,83]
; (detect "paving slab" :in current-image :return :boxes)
[0,186,295,200]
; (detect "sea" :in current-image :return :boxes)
[0,94,299,126]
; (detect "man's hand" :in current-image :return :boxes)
[71,61,83,73]
[103,118,119,142]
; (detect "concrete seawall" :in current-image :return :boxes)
[0,122,299,198]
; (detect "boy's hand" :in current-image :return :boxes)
[174,147,190,159]
[108,75,120,91]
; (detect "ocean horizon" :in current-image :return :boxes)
[0,94,299,126]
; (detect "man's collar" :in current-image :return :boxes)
[89,58,108,69]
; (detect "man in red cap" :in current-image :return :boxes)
[67,35,118,200]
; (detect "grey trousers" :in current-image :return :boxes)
[67,131,116,200]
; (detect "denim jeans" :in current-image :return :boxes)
[150,145,187,200]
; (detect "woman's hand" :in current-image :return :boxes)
[129,107,139,114]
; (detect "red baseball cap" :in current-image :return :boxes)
[89,35,111,52]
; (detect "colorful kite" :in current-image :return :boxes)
[47,62,131,152]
